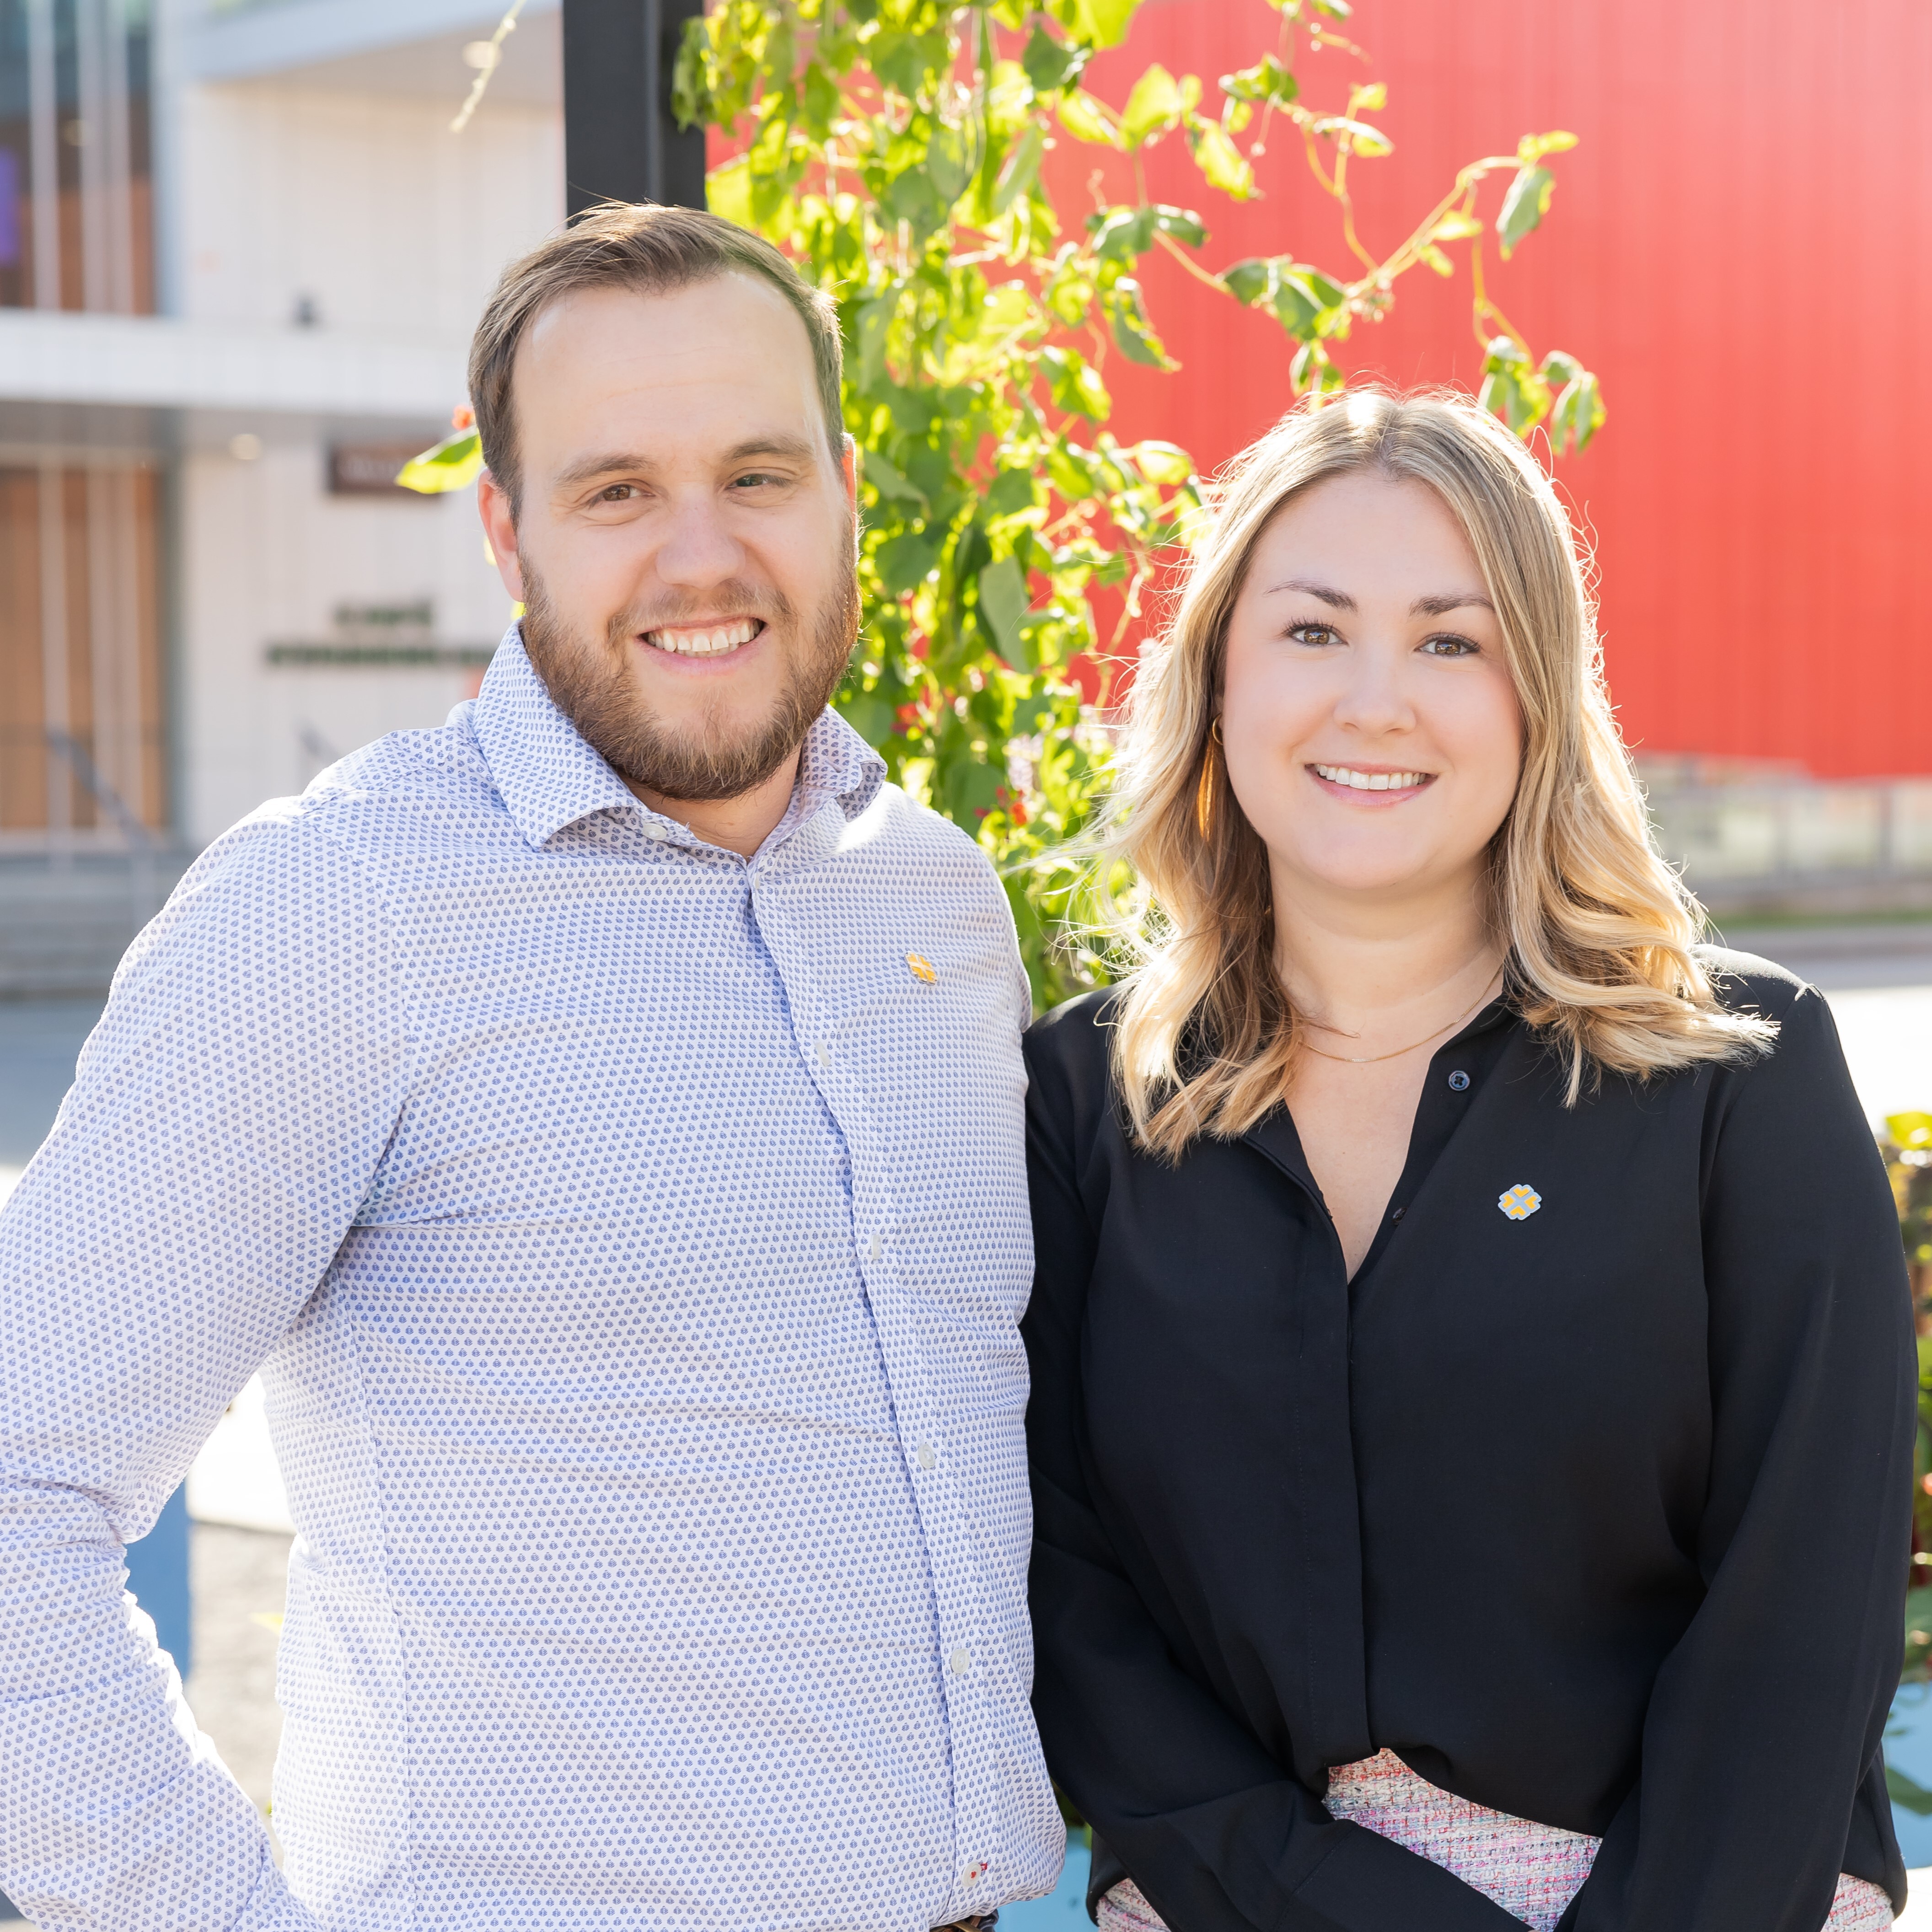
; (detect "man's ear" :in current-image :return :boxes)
[841,436,861,556]
[476,468,527,603]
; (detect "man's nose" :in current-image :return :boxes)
[653,493,747,589]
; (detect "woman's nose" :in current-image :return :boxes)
[1331,644,1416,735]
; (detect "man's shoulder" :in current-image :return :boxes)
[299,712,503,839]
[839,778,1004,889]
[164,717,508,913]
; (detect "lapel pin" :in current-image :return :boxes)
[906,952,937,985]
[1497,1183,1542,1222]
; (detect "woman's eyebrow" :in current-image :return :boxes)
[1412,591,1496,615]
[1263,577,1356,608]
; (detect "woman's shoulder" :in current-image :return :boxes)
[1023,987,1125,1136]
[1694,943,1812,1022]
[1024,985,1121,1076]
[1691,942,1854,1096]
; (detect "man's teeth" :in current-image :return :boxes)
[646,618,761,657]
[1313,764,1430,792]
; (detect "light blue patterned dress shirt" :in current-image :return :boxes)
[0,630,1063,1932]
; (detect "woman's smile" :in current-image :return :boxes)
[1307,761,1436,801]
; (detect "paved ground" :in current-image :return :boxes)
[6,921,1932,1922]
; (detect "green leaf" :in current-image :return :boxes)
[1088,204,1156,261]
[1271,274,1322,338]
[1220,256,1277,306]
[1125,440,1192,484]
[1889,1757,1932,1817]
[1103,276,1174,368]
[1185,114,1255,199]
[1478,334,1550,434]
[926,120,973,206]
[1547,367,1606,456]
[1518,129,1579,164]
[1022,25,1089,95]
[1121,64,1184,149]
[706,156,753,228]
[1151,203,1208,247]
[861,445,928,511]
[670,12,713,129]
[1497,164,1555,258]
[1058,88,1123,148]
[977,554,1033,665]
[986,467,1041,517]
[876,525,946,596]
[1313,115,1393,157]
[1218,54,1297,107]
[1888,1112,1932,1151]
[799,62,841,137]
[941,750,1005,821]
[395,428,482,494]
[1431,209,1483,242]
[837,687,899,748]
[1073,0,1142,50]
[994,122,1047,213]
[1040,346,1112,420]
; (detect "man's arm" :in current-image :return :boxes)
[0,804,412,1930]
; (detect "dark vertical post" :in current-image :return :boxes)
[563,0,708,219]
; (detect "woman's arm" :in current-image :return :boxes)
[1022,1012,1528,1932]
[1560,977,1914,1932]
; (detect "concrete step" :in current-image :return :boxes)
[0,854,192,997]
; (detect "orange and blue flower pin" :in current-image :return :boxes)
[1497,1183,1542,1221]
[906,952,938,985]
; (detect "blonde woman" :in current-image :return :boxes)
[1021,391,1913,1932]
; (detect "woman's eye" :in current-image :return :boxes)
[1289,622,1344,648]
[1420,634,1479,658]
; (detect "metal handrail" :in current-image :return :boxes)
[43,729,161,928]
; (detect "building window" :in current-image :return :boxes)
[0,464,166,840]
[0,0,154,313]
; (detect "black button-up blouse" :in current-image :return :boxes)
[1021,953,1914,1932]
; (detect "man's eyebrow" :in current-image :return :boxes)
[1411,590,1496,616]
[723,434,819,465]
[553,451,654,489]
[1263,577,1356,609]
[551,435,821,492]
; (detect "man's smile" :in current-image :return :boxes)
[644,616,766,658]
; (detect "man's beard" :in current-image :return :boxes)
[519,554,859,804]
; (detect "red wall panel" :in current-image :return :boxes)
[1074,0,1932,776]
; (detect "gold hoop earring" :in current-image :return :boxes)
[1195,722,1221,839]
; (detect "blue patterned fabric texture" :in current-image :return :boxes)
[0,629,1063,1931]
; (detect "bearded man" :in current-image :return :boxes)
[0,204,1063,1932]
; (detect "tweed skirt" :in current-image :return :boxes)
[1095,1749,1894,1932]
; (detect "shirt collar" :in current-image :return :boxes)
[470,624,886,849]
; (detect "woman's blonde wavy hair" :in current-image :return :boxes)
[1107,387,1773,1158]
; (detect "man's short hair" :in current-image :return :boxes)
[468,201,845,517]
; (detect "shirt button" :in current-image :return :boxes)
[948,1646,971,1676]
[867,1229,882,1263]
[643,823,667,842]
[816,1041,831,1070]
[1448,1069,1471,1092]
[917,1442,937,1470]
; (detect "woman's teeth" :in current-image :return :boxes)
[646,618,761,657]
[1313,764,1431,792]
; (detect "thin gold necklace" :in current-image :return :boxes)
[1298,968,1503,1066]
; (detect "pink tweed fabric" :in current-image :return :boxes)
[1095,1749,1894,1932]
